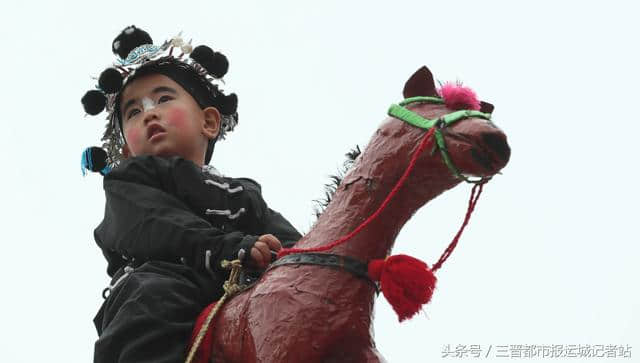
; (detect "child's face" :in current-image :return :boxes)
[119,73,220,165]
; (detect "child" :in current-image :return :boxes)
[81,26,301,363]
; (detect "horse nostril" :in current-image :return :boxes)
[471,148,494,172]
[482,133,511,163]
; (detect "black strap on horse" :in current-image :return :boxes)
[268,252,380,294]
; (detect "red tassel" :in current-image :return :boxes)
[368,254,437,322]
[187,301,217,363]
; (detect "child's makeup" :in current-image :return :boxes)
[141,97,156,112]
[167,107,188,127]
[127,127,142,143]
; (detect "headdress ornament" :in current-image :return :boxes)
[80,25,239,175]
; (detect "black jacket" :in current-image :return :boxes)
[94,155,301,278]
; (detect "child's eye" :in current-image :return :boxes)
[158,95,174,103]
[127,109,140,120]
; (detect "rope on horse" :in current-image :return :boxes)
[278,98,491,262]
[184,259,244,363]
[278,127,438,258]
[432,181,484,272]
[275,123,488,321]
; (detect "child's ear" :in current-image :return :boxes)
[202,106,221,140]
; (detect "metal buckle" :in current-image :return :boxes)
[102,265,134,299]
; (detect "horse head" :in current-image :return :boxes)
[401,65,509,178]
[296,65,511,261]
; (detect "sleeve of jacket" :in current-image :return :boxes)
[94,156,257,276]
[232,177,302,249]
[261,208,302,248]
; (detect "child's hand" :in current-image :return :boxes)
[250,234,282,268]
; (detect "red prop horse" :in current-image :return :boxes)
[197,66,511,362]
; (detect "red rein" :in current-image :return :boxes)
[276,127,487,321]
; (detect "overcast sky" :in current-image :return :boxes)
[0,1,638,362]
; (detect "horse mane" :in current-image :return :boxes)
[312,145,362,219]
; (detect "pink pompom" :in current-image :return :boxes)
[438,82,481,111]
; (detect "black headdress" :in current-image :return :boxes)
[81,25,238,175]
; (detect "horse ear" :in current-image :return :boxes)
[403,66,438,98]
[480,101,494,114]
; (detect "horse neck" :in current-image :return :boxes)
[294,118,461,262]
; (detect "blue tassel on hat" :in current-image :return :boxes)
[81,147,112,176]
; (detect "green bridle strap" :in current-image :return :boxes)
[434,129,468,182]
[387,97,493,184]
[398,96,445,106]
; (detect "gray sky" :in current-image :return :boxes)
[0,0,638,362]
